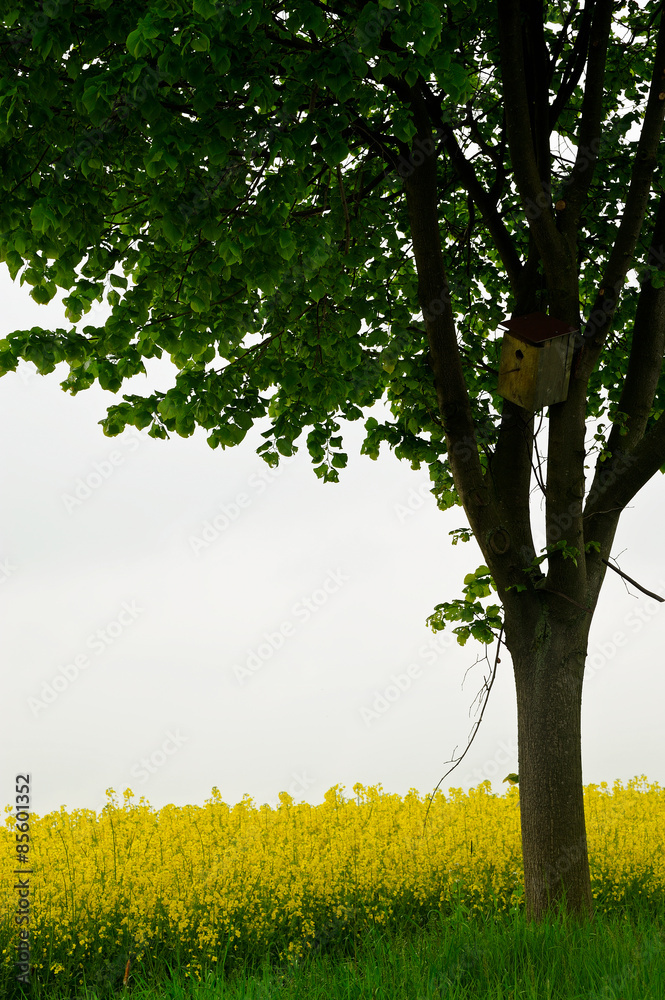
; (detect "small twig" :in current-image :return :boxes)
[602,558,664,602]
[336,165,351,254]
[609,548,631,596]
[530,411,547,496]
[9,146,52,195]
[583,506,627,519]
[423,625,504,833]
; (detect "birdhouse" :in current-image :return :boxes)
[497,312,578,410]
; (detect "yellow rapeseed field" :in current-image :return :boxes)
[1,777,664,982]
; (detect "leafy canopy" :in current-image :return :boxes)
[0,1,663,590]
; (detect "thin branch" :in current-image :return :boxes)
[578,11,665,377]
[423,626,503,833]
[104,195,153,218]
[336,166,351,254]
[602,558,664,602]
[174,241,204,304]
[547,0,581,73]
[602,191,665,455]
[9,146,51,195]
[263,28,320,52]
[212,330,286,376]
[530,412,547,496]
[549,0,596,130]
[497,0,568,277]
[421,102,523,291]
[559,0,614,250]
[350,116,407,172]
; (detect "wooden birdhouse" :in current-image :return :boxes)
[497,312,578,410]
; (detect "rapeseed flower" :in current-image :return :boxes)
[0,777,662,983]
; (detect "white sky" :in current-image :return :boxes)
[2,267,664,819]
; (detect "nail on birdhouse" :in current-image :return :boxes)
[497,311,578,410]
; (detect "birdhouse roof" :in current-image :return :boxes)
[500,311,578,344]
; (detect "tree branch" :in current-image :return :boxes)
[418,82,522,292]
[547,1,579,71]
[576,10,665,382]
[548,0,596,130]
[489,399,539,573]
[350,116,407,172]
[602,559,664,602]
[497,0,569,278]
[401,85,492,529]
[336,166,351,253]
[584,413,665,553]
[603,192,665,455]
[558,0,614,252]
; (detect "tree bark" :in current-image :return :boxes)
[505,597,594,919]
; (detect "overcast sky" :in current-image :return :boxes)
[2,265,664,819]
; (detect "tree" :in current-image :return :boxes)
[2,0,665,920]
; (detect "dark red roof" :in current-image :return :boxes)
[500,311,578,344]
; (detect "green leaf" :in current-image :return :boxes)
[420,2,441,27]
[278,229,297,260]
[322,137,350,166]
[146,158,162,178]
[29,283,57,305]
[191,34,210,52]
[126,28,144,57]
[193,0,219,19]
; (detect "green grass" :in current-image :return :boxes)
[6,903,665,1000]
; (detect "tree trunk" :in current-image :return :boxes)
[506,598,594,920]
